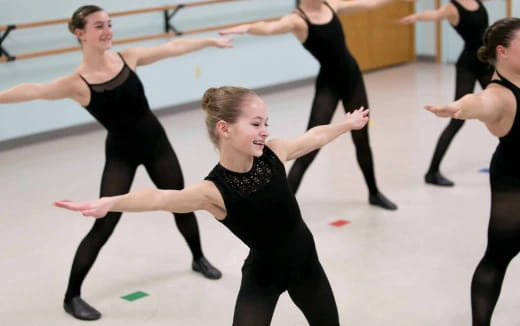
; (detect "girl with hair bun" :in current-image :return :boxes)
[0,5,232,321]
[399,0,495,187]
[55,86,370,325]
[426,17,520,326]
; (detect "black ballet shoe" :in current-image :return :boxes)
[63,296,101,321]
[369,192,398,210]
[192,256,222,280]
[424,171,454,187]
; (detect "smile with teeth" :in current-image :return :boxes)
[253,140,264,145]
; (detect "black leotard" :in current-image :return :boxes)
[298,1,355,83]
[64,53,205,303]
[206,146,339,326]
[471,72,520,325]
[79,55,171,165]
[451,0,488,52]
[488,73,520,191]
[289,1,383,198]
[426,0,493,180]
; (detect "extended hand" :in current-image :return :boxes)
[397,14,416,24]
[424,104,460,118]
[54,198,112,218]
[213,37,234,48]
[345,107,369,130]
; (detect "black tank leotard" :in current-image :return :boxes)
[471,72,520,325]
[64,53,205,303]
[206,146,339,326]
[426,0,494,177]
[288,1,381,196]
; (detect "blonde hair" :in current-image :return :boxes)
[201,86,256,146]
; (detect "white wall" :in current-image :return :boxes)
[0,0,318,142]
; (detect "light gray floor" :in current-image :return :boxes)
[1,62,518,325]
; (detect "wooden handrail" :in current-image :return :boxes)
[0,17,281,62]
[0,0,240,31]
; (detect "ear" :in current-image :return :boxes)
[215,120,231,139]
[496,45,507,58]
[74,28,85,42]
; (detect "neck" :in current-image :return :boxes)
[219,148,254,173]
[495,64,520,87]
[300,0,322,10]
[81,47,111,69]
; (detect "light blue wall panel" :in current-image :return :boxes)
[0,0,318,142]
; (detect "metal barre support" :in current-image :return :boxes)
[0,25,16,61]
[164,4,185,35]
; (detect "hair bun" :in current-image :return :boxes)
[201,87,218,112]
[477,46,490,63]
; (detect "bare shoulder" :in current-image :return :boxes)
[266,139,287,163]
[485,83,516,106]
[199,180,227,220]
[284,12,306,28]
[325,0,340,11]
[118,48,139,70]
[442,2,459,24]
[199,180,224,203]
[56,73,90,105]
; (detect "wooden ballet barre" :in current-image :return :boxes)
[0,0,243,61]
[0,17,280,62]
[0,0,240,32]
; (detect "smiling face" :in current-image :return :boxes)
[75,11,113,50]
[226,95,270,158]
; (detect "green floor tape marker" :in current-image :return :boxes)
[122,291,149,301]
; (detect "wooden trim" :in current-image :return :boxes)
[0,0,240,31]
[0,17,280,62]
[506,0,512,17]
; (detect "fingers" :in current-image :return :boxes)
[54,200,77,210]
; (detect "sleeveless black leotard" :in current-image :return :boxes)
[64,53,204,303]
[289,1,381,196]
[79,54,172,165]
[206,146,339,326]
[427,0,494,177]
[451,0,490,79]
[471,72,520,325]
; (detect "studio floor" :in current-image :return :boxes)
[1,61,518,325]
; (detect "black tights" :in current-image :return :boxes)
[232,260,339,326]
[288,72,379,195]
[471,190,520,325]
[427,61,492,174]
[64,144,202,302]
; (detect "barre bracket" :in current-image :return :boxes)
[164,4,185,36]
[0,25,16,61]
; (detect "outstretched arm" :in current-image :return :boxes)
[425,85,509,124]
[219,14,301,37]
[122,37,233,67]
[268,107,369,163]
[0,75,83,104]
[54,181,221,218]
[398,3,456,24]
